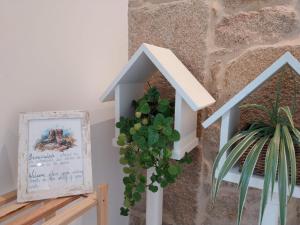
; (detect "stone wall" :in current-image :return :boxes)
[129,0,300,224]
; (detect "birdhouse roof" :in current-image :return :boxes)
[100,43,215,111]
[202,51,300,128]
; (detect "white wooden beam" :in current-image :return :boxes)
[202,51,300,128]
[115,83,144,138]
[146,167,163,225]
[173,92,198,160]
[217,106,240,177]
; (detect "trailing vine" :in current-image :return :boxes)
[116,87,192,216]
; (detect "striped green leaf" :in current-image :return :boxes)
[240,104,272,116]
[211,132,249,200]
[271,124,281,195]
[282,125,296,200]
[212,129,262,201]
[278,133,288,225]
[259,139,274,225]
[211,132,251,202]
[237,136,269,225]
[279,106,294,129]
[292,127,300,143]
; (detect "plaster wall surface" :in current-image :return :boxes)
[0,1,128,224]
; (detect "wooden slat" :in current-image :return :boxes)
[7,195,80,225]
[0,184,108,225]
[41,193,97,225]
[0,201,39,223]
[0,190,17,207]
[42,201,56,221]
[97,184,108,225]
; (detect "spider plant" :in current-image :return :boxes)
[212,75,300,225]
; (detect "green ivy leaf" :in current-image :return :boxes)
[170,130,180,141]
[139,175,147,184]
[132,134,146,149]
[142,118,149,125]
[158,99,169,112]
[165,173,176,183]
[141,151,152,163]
[135,111,142,118]
[163,127,172,136]
[138,101,150,114]
[120,147,127,155]
[153,114,165,130]
[149,184,159,192]
[146,87,160,102]
[136,183,146,193]
[163,148,172,159]
[123,167,133,174]
[168,165,181,176]
[133,192,141,201]
[124,197,131,207]
[120,207,129,216]
[119,157,128,165]
[125,150,136,164]
[129,174,136,182]
[180,153,192,164]
[134,123,142,131]
[129,127,136,135]
[148,128,159,145]
[125,185,132,195]
[117,133,127,146]
[160,179,168,188]
[150,174,158,182]
[165,117,173,126]
[123,177,131,185]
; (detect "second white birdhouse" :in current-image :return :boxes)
[202,52,300,197]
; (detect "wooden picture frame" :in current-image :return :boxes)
[17,111,93,202]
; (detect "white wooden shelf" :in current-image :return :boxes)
[223,166,300,198]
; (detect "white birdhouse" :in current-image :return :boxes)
[101,43,215,160]
[202,52,300,198]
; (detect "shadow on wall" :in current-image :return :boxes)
[81,118,129,225]
[0,131,18,193]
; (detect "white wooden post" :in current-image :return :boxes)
[261,192,279,225]
[217,107,240,176]
[146,167,163,225]
[173,92,198,160]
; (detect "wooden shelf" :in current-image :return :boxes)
[0,184,108,225]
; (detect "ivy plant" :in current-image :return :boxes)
[116,87,192,216]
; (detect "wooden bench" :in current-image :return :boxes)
[0,184,108,225]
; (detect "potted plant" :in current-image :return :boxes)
[116,86,192,216]
[212,78,300,225]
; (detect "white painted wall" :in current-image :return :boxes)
[0,0,128,224]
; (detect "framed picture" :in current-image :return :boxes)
[17,111,93,202]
